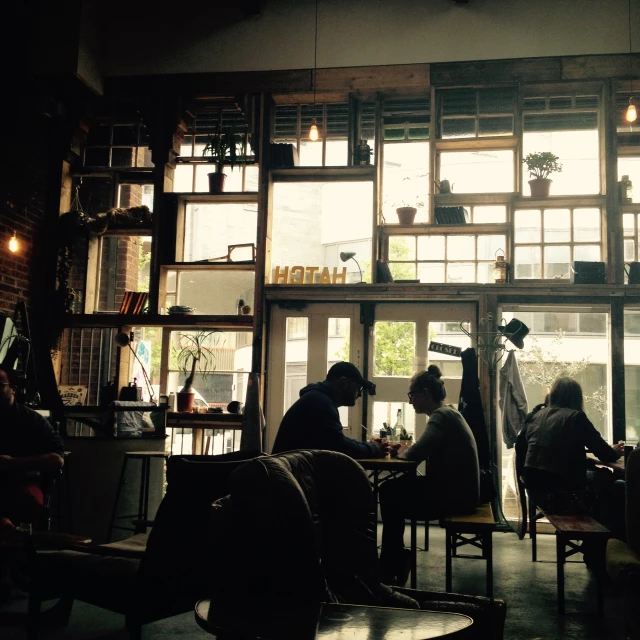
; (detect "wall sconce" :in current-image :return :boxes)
[8,231,19,253]
[493,249,508,283]
[340,251,363,283]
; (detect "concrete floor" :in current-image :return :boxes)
[0,526,627,639]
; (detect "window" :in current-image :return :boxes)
[386,233,506,283]
[618,157,640,204]
[84,122,153,168]
[513,207,601,279]
[439,151,515,193]
[439,88,516,139]
[522,94,600,195]
[271,182,374,283]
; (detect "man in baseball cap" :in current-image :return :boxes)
[272,361,385,459]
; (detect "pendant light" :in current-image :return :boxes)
[309,0,320,141]
[626,0,637,123]
[8,231,19,253]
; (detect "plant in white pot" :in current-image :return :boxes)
[203,126,252,194]
[523,152,562,198]
[173,330,223,412]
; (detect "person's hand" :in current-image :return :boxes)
[0,455,14,471]
[393,443,411,458]
[614,440,625,454]
[371,438,390,457]
[389,443,402,458]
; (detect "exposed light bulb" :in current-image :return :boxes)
[309,117,319,141]
[8,231,18,253]
[627,98,638,123]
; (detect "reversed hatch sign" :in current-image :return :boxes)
[428,341,462,358]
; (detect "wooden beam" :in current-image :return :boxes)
[430,58,563,86]
[314,64,430,93]
[609,297,626,442]
[562,54,640,81]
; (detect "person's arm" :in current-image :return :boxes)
[576,412,620,462]
[399,413,445,462]
[0,453,63,473]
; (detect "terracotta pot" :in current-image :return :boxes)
[208,173,227,194]
[176,391,195,413]
[396,207,417,225]
[528,178,552,198]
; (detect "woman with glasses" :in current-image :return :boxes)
[379,365,480,586]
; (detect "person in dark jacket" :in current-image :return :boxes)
[272,362,386,459]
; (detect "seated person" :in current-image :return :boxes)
[515,376,624,537]
[379,365,480,586]
[272,362,386,459]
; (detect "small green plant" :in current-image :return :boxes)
[203,126,252,174]
[173,330,224,393]
[392,176,426,209]
[523,152,563,180]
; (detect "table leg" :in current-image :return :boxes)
[410,518,417,589]
[445,529,453,592]
[485,532,493,599]
[557,533,565,615]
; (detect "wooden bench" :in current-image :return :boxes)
[440,503,496,598]
[534,508,610,615]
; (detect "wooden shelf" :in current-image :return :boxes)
[171,192,259,203]
[435,136,518,150]
[161,262,256,271]
[65,314,254,330]
[381,222,510,235]
[270,166,376,182]
[513,195,606,207]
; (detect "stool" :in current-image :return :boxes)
[441,503,496,598]
[107,451,168,542]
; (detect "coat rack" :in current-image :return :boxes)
[459,313,530,531]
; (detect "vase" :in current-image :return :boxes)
[208,173,227,194]
[396,207,417,225]
[528,178,552,198]
[176,390,195,413]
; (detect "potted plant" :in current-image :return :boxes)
[394,197,425,225]
[173,330,222,412]
[203,126,252,194]
[523,152,563,198]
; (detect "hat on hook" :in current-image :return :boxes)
[498,318,529,350]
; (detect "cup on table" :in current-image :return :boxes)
[16,523,32,537]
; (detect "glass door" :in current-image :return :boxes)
[266,303,363,453]
[368,303,475,444]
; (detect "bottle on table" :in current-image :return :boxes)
[391,409,403,442]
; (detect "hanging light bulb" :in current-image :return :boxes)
[8,231,18,253]
[309,116,319,141]
[627,97,638,123]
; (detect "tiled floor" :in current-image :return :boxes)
[0,526,627,639]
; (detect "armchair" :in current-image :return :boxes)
[27,449,263,640]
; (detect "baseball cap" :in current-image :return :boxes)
[326,362,376,395]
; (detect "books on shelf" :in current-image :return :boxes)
[434,206,469,225]
[119,291,148,314]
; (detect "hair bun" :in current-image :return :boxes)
[427,364,442,378]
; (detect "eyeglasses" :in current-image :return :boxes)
[407,389,424,401]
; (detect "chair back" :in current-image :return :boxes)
[139,449,263,595]
[626,448,640,556]
[213,450,380,603]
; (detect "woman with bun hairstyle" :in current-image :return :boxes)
[379,365,480,586]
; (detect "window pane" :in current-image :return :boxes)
[447,263,475,283]
[374,322,416,377]
[97,236,152,312]
[418,263,445,282]
[625,238,636,262]
[417,235,445,260]
[84,148,110,167]
[328,317,351,426]
[574,245,601,262]
[174,165,194,192]
[325,140,348,166]
[111,148,135,168]
[299,139,323,166]
[544,245,570,278]
[478,116,513,137]
[447,236,475,259]
[195,164,217,192]
[390,236,416,261]
[442,89,476,116]
[544,209,570,243]
[113,125,137,146]
[522,131,600,195]
[515,246,542,279]
[439,151,514,193]
[477,262,494,284]
[373,401,416,437]
[624,213,635,235]
[183,203,257,262]
[473,206,506,223]
[383,142,430,223]
[514,210,541,243]
[172,270,255,315]
[477,235,506,260]
[442,118,475,139]
[390,262,416,280]
[272,182,373,283]
[573,208,601,242]
[117,184,154,210]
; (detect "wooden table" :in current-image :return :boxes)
[195,599,473,640]
[587,452,625,478]
[358,457,420,588]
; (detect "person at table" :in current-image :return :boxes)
[515,376,624,541]
[272,361,387,459]
[379,365,480,586]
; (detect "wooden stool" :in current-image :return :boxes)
[107,451,168,542]
[441,503,496,598]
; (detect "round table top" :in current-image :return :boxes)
[195,599,473,640]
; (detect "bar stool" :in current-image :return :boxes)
[107,451,169,542]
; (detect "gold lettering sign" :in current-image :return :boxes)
[271,266,349,284]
